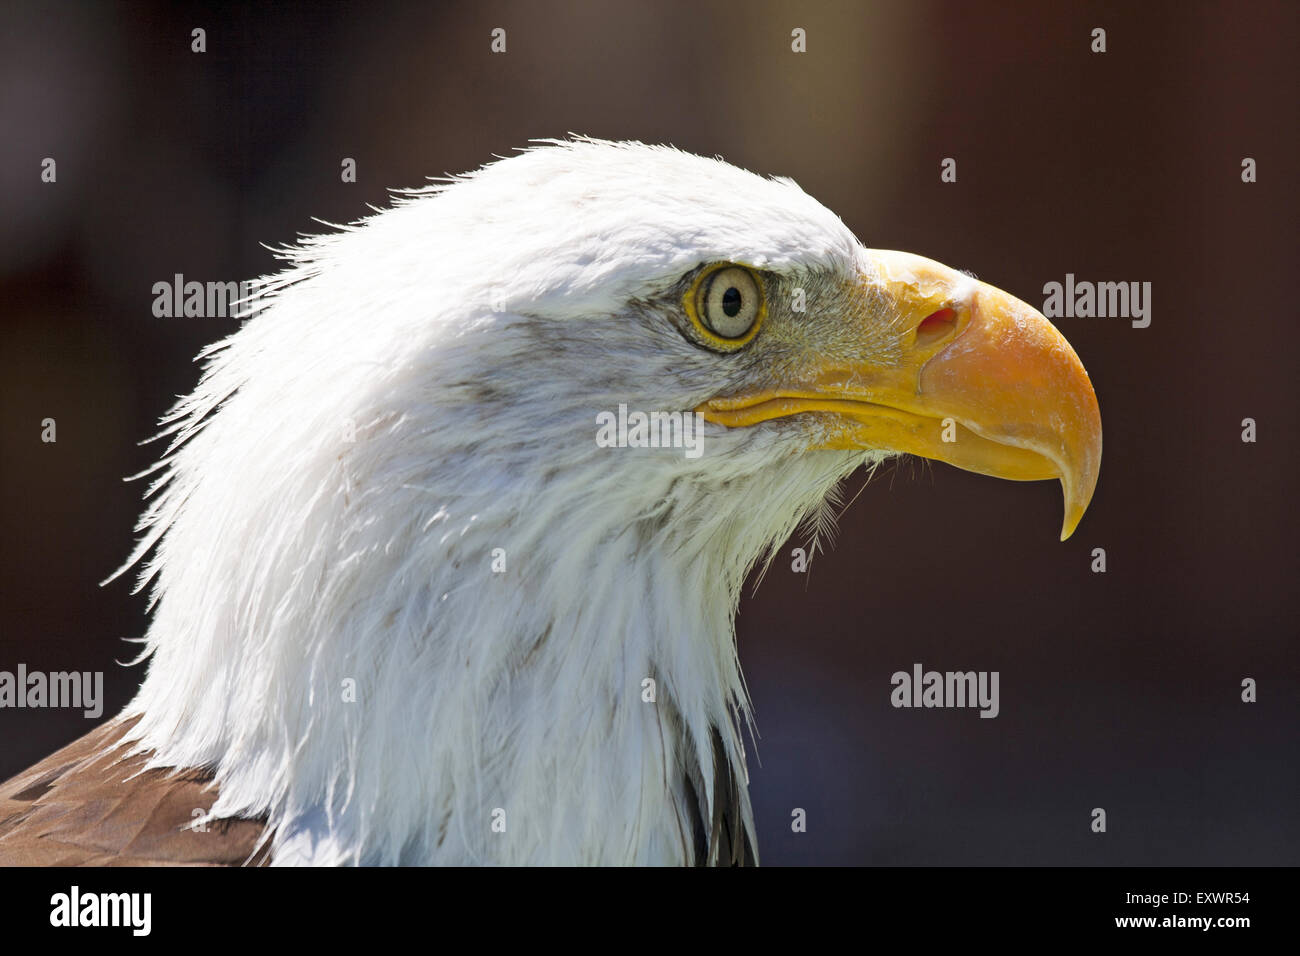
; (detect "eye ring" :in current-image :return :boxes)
[683,263,766,351]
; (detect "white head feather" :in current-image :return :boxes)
[115,139,886,864]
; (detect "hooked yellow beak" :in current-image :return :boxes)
[696,251,1102,540]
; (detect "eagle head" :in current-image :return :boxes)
[116,138,1100,865]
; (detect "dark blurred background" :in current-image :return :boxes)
[1,0,1295,864]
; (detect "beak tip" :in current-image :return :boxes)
[1057,470,1097,542]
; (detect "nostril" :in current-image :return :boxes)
[915,308,958,347]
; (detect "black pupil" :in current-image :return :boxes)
[721,286,742,318]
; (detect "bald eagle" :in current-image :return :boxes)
[0,139,1100,866]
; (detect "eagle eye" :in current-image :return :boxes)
[684,264,765,350]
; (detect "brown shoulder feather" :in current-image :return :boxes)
[0,717,268,866]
